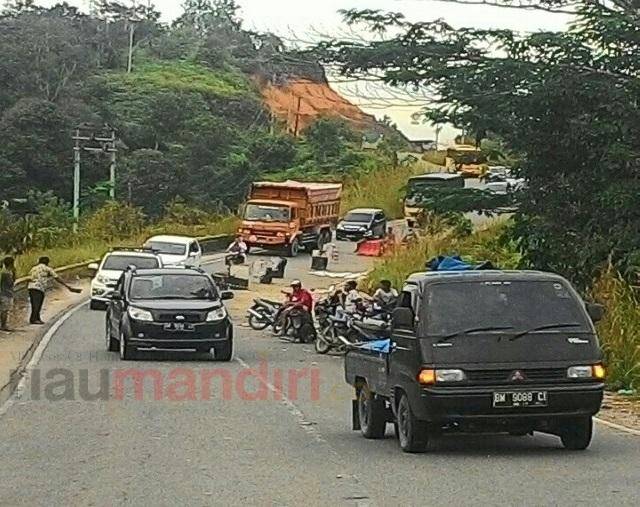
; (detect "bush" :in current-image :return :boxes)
[365,221,521,292]
[161,198,212,226]
[342,165,421,218]
[81,201,146,242]
[591,268,640,390]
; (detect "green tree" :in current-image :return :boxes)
[0,99,71,199]
[321,4,640,287]
[119,149,176,218]
[304,116,349,163]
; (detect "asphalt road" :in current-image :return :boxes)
[0,235,638,506]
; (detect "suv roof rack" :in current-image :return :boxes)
[110,246,158,253]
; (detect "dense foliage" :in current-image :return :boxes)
[320,1,640,288]
[0,0,401,255]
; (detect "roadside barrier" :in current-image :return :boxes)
[356,240,385,257]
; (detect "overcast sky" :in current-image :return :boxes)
[36,0,570,143]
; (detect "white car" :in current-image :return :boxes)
[143,235,202,268]
[89,250,162,310]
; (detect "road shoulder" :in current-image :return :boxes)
[0,281,88,406]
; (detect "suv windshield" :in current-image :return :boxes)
[424,281,590,336]
[145,241,186,255]
[130,275,217,300]
[103,255,159,271]
[244,204,290,222]
[344,212,373,223]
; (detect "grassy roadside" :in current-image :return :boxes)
[11,217,239,279]
[341,162,440,218]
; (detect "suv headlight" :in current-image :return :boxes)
[96,275,108,285]
[568,364,606,380]
[436,369,466,383]
[206,307,227,322]
[128,307,153,322]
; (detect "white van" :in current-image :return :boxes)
[143,235,202,268]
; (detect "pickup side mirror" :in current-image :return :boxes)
[586,303,605,323]
[392,307,415,330]
[221,290,234,301]
[88,263,99,271]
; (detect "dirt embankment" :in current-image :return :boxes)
[261,78,379,134]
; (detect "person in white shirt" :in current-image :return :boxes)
[373,280,399,308]
[226,235,248,265]
[343,280,365,314]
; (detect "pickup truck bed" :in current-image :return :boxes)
[345,347,390,397]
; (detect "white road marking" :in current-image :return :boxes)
[234,355,327,445]
[595,417,640,437]
[0,300,88,418]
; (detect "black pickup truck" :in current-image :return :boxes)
[345,270,606,453]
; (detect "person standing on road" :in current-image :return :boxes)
[27,257,82,325]
[0,257,16,332]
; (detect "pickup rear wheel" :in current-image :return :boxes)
[397,393,429,453]
[357,384,386,439]
[560,416,593,450]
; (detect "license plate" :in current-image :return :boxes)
[493,391,548,408]
[163,323,194,331]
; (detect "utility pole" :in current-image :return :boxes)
[73,129,81,233]
[71,124,119,231]
[293,96,302,138]
[127,21,135,73]
[127,1,141,73]
[108,129,117,198]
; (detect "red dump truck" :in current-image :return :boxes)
[238,180,342,257]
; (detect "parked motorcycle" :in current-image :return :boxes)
[247,298,283,331]
[314,287,348,354]
[283,306,317,344]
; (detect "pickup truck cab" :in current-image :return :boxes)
[345,270,606,453]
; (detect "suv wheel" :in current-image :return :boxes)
[214,335,233,362]
[560,417,593,450]
[397,393,429,453]
[357,383,386,439]
[119,330,136,361]
[105,316,118,352]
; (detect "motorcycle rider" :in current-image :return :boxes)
[275,280,314,337]
[226,235,248,265]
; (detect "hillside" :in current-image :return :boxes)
[261,78,378,134]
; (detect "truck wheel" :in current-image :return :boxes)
[357,384,386,439]
[286,238,299,257]
[397,393,429,453]
[560,417,593,450]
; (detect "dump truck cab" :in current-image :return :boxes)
[239,180,342,257]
